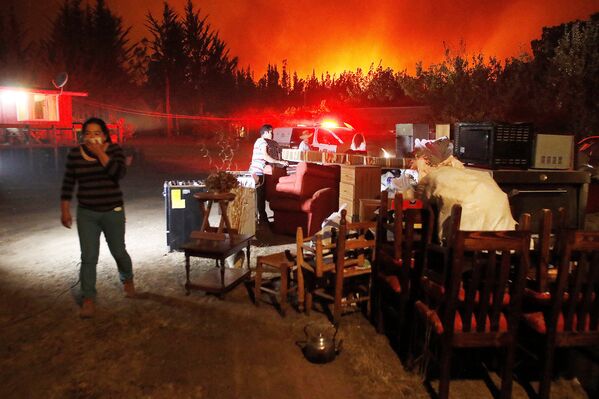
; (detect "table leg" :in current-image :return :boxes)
[255,257,262,306]
[220,258,225,289]
[246,241,251,272]
[280,263,288,316]
[185,254,191,296]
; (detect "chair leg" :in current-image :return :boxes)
[366,276,372,320]
[375,287,385,334]
[539,342,555,399]
[333,264,344,324]
[500,345,516,399]
[297,266,305,312]
[406,315,420,371]
[305,292,312,315]
[279,264,288,316]
[333,280,343,325]
[254,258,262,306]
[438,342,452,399]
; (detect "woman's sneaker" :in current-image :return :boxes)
[80,298,95,318]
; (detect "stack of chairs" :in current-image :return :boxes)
[374,191,433,354]
[413,204,532,399]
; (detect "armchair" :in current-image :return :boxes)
[268,162,340,236]
[263,164,287,201]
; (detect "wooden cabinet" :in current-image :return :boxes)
[339,165,381,220]
[468,168,590,232]
[486,169,590,231]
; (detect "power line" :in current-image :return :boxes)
[77,98,268,122]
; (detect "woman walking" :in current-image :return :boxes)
[60,117,134,318]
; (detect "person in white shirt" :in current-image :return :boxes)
[298,130,313,151]
[249,124,288,224]
[350,132,367,152]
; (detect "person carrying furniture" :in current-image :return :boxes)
[249,124,288,225]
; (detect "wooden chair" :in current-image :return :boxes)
[527,207,567,292]
[374,191,434,344]
[254,250,296,316]
[415,204,531,399]
[520,229,599,399]
[304,209,377,324]
[520,208,570,316]
[295,226,336,312]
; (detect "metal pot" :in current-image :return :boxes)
[298,323,343,364]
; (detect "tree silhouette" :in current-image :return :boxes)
[530,14,599,134]
[145,1,187,132]
[41,0,135,102]
[182,0,237,113]
[0,1,592,136]
[0,6,32,85]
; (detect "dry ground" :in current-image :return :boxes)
[0,140,597,398]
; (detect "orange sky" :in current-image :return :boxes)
[10,0,599,77]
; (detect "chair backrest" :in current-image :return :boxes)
[377,190,406,260]
[377,190,393,250]
[548,229,599,334]
[524,207,567,292]
[422,205,530,336]
[517,212,531,231]
[440,205,531,336]
[292,162,340,198]
[296,226,336,278]
[422,203,462,288]
[336,209,377,272]
[378,191,435,254]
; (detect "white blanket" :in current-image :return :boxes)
[419,166,516,241]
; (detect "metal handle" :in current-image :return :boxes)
[508,189,568,197]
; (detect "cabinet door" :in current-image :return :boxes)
[500,184,579,230]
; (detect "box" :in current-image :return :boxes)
[164,181,206,251]
[227,186,256,236]
[435,124,451,140]
[532,134,574,170]
[396,123,429,156]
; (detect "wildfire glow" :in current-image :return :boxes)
[12,1,599,78]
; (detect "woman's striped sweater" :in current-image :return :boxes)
[61,144,127,212]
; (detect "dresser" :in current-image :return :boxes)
[339,165,382,220]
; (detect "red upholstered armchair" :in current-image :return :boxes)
[268,162,340,236]
[263,164,287,200]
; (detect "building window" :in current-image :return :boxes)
[0,90,60,122]
[24,94,59,121]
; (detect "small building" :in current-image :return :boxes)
[0,86,88,146]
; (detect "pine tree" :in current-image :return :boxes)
[145,1,187,131]
[0,6,33,85]
[41,0,135,102]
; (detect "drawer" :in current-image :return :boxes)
[341,169,356,184]
[339,182,355,198]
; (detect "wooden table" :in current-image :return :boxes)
[180,233,254,298]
